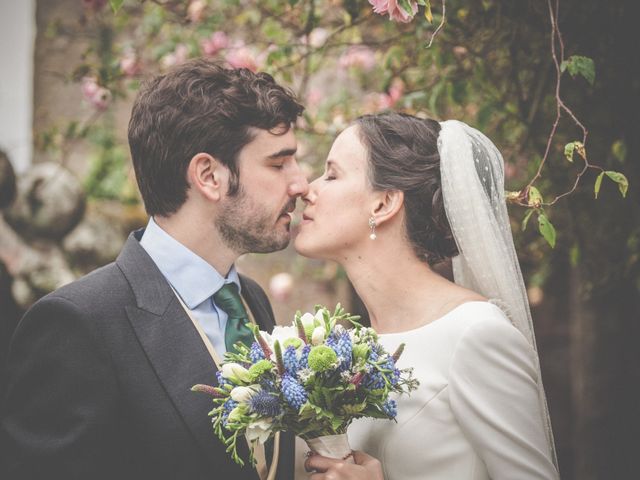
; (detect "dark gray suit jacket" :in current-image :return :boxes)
[1,231,294,479]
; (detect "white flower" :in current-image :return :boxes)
[230,385,260,403]
[314,308,328,323]
[264,325,298,347]
[299,312,316,328]
[221,363,250,383]
[311,326,326,345]
[298,368,314,383]
[245,418,273,444]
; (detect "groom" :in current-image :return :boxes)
[1,59,308,479]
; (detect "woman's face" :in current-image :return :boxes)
[295,125,377,261]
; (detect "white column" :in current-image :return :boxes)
[0,0,35,173]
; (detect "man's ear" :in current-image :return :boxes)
[371,190,404,226]
[186,153,228,202]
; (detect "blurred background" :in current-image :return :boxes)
[0,1,638,478]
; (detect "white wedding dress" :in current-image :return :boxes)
[347,301,558,480]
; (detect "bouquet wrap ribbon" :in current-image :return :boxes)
[306,434,354,463]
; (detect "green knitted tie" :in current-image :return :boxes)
[213,283,255,354]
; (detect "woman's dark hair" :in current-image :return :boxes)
[355,112,458,265]
[128,59,304,216]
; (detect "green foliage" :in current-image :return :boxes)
[109,0,125,14]
[538,212,557,249]
[561,55,596,85]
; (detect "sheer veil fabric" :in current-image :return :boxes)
[437,120,558,469]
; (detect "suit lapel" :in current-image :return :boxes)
[116,232,257,476]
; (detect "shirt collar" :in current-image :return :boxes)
[139,217,240,309]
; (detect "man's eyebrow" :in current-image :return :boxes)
[267,147,297,160]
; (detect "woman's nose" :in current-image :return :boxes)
[302,178,319,205]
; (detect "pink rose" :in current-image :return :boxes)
[201,31,229,57]
[368,0,390,14]
[368,0,418,23]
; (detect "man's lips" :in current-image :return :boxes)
[302,213,313,222]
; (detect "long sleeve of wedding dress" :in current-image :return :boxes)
[347,301,558,480]
[448,310,558,479]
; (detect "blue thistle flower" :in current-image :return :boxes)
[281,374,308,410]
[250,341,265,363]
[249,390,282,417]
[382,399,397,418]
[283,345,298,376]
[298,344,311,370]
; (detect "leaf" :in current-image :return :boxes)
[564,142,575,162]
[398,0,415,17]
[569,243,580,267]
[522,209,534,231]
[561,55,596,86]
[527,186,543,208]
[605,171,629,198]
[109,0,124,14]
[538,213,557,248]
[611,140,627,163]
[424,1,433,23]
[594,171,605,199]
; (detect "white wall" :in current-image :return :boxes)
[0,0,35,173]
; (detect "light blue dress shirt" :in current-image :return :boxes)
[139,217,240,355]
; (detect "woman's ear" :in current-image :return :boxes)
[371,190,404,226]
[186,153,228,202]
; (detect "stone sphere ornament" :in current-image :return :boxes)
[4,162,86,240]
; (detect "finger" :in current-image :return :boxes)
[305,454,345,473]
[351,450,372,465]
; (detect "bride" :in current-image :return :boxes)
[295,113,559,479]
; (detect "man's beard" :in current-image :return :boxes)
[217,186,294,254]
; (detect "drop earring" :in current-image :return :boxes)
[368,217,377,240]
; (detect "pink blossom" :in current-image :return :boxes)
[387,78,404,104]
[201,31,229,57]
[119,50,141,77]
[338,46,376,72]
[187,0,207,23]
[269,273,294,302]
[161,44,189,69]
[368,0,390,14]
[81,77,111,111]
[225,46,260,72]
[368,0,418,23]
[306,88,323,109]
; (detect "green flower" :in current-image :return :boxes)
[282,337,303,349]
[352,343,370,362]
[307,345,338,372]
[248,360,273,381]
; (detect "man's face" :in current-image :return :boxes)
[216,126,309,254]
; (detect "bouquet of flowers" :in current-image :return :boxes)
[192,304,418,466]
